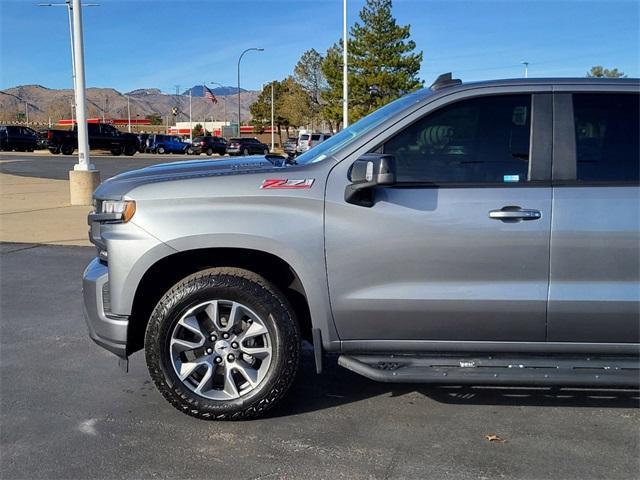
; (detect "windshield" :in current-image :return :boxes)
[295,89,432,165]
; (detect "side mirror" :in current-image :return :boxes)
[345,153,396,207]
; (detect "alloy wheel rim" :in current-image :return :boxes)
[169,300,272,400]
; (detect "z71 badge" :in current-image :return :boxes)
[260,178,315,189]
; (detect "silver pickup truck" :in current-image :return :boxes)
[83,74,640,420]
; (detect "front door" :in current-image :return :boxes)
[325,93,553,342]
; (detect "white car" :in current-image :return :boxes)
[296,132,331,154]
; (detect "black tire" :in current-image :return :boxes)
[48,146,60,155]
[263,148,269,155]
[110,147,122,156]
[60,143,74,155]
[145,267,300,420]
[242,148,249,156]
[124,144,136,156]
[206,147,213,156]
[157,146,165,154]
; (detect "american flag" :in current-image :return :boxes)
[204,85,218,104]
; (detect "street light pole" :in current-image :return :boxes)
[38,2,98,125]
[237,47,264,136]
[521,61,529,78]
[71,0,90,170]
[67,0,100,205]
[343,0,348,129]
[270,82,274,152]
[188,89,192,142]
[127,95,131,133]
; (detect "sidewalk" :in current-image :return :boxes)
[0,172,92,246]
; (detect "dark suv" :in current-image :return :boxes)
[226,137,270,156]
[0,125,37,151]
[192,136,227,155]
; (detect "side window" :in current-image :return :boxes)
[382,95,532,184]
[573,93,639,183]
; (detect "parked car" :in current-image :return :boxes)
[46,123,138,156]
[283,136,298,157]
[83,74,639,420]
[137,134,150,153]
[36,129,49,150]
[148,134,191,154]
[226,137,270,156]
[0,125,37,152]
[192,136,227,155]
[296,132,331,154]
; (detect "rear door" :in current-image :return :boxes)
[548,90,640,343]
[325,91,554,342]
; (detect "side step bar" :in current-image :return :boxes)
[338,354,640,387]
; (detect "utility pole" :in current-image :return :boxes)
[521,61,529,78]
[342,0,348,129]
[25,102,29,125]
[270,82,274,152]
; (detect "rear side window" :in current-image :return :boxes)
[300,134,310,141]
[573,93,639,183]
[311,134,321,141]
[383,94,532,184]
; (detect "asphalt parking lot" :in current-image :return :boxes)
[0,151,222,181]
[1,242,639,480]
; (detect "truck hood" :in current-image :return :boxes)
[95,155,286,199]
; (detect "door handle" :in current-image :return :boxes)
[489,206,541,222]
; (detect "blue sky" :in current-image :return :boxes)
[1,0,638,93]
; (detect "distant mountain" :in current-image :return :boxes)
[183,85,247,97]
[125,88,162,96]
[0,85,260,124]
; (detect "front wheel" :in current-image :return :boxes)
[145,268,300,420]
[124,144,136,156]
[110,147,122,156]
[60,143,74,155]
[205,147,213,156]
[156,146,165,154]
[242,148,249,156]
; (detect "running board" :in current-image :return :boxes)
[338,354,640,387]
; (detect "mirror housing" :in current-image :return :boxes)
[345,153,396,207]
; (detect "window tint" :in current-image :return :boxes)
[311,134,321,141]
[300,134,310,141]
[383,95,532,184]
[573,93,639,182]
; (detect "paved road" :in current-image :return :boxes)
[1,243,638,479]
[0,151,222,181]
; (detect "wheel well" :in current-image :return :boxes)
[126,248,312,355]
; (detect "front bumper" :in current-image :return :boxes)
[82,257,129,358]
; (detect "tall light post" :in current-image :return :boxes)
[521,61,529,78]
[343,0,349,129]
[38,1,98,120]
[270,82,274,152]
[127,95,131,133]
[237,47,264,136]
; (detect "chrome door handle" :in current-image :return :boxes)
[489,206,541,222]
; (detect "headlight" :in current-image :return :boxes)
[101,200,136,223]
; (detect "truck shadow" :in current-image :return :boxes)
[268,352,640,418]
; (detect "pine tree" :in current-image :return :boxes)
[587,66,627,78]
[320,41,346,131]
[349,0,423,121]
[321,0,423,126]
